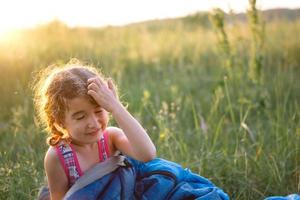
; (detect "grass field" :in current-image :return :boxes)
[0,8,299,200]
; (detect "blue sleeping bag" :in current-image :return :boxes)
[64,156,230,200]
[264,194,300,200]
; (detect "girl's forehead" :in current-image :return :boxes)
[66,96,100,111]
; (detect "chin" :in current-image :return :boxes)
[82,134,100,144]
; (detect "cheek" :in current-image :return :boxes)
[65,120,83,134]
[100,112,109,125]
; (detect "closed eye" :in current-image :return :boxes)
[95,110,103,114]
[76,115,85,120]
[95,107,104,113]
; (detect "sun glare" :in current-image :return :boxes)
[0,22,26,42]
[0,0,299,39]
[0,27,16,42]
[0,0,53,40]
[0,3,23,40]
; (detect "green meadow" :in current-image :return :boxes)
[0,7,299,200]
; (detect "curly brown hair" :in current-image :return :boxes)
[33,59,105,146]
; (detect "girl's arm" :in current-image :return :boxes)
[44,147,69,200]
[87,78,156,162]
[111,102,156,162]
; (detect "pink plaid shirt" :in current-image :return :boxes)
[55,131,110,186]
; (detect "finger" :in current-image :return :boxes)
[87,77,103,88]
[87,77,98,84]
[87,90,100,101]
[107,79,118,98]
[87,82,99,91]
[98,77,106,86]
[107,79,114,90]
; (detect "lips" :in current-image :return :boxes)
[86,129,101,136]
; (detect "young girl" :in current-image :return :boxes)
[34,61,156,199]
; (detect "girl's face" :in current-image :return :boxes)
[62,96,109,144]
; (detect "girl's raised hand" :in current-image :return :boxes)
[87,77,119,112]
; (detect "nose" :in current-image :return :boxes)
[87,114,100,129]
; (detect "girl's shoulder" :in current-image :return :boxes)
[44,142,69,162]
[44,146,62,171]
[105,126,135,158]
[44,146,58,162]
[44,143,71,174]
[105,126,122,133]
[104,126,125,155]
[105,126,124,137]
[44,146,67,180]
[105,126,125,143]
[105,125,120,138]
[44,147,69,197]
